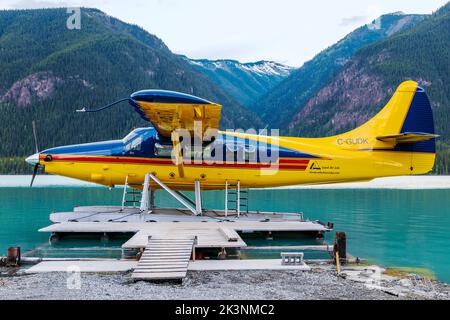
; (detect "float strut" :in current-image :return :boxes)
[148,173,198,215]
[194,180,203,215]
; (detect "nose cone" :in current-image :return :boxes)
[25,153,39,166]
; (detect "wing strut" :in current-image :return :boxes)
[171,131,185,178]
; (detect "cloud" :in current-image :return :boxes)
[6,0,71,9]
[340,4,383,27]
[339,15,370,27]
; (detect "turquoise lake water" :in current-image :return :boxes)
[0,186,449,282]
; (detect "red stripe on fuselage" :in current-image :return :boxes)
[42,155,310,170]
[279,159,310,164]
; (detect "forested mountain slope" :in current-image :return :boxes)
[0,8,262,173]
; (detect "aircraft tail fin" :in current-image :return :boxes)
[335,80,437,174]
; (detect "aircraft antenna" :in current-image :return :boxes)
[76,98,131,113]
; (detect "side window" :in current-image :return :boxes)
[243,144,257,162]
[227,141,258,163]
[202,143,216,160]
[225,142,237,162]
[154,143,173,158]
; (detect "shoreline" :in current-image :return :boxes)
[2,175,450,189]
[1,175,449,300]
[1,263,449,300]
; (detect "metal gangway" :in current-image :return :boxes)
[131,236,196,281]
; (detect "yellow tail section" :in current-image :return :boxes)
[333,80,437,174]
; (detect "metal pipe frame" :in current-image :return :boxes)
[148,173,198,215]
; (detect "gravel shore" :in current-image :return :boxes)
[1,267,449,300]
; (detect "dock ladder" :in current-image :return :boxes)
[131,236,196,281]
[121,175,155,212]
[225,181,249,217]
[121,176,141,210]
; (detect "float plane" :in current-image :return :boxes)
[25,80,437,213]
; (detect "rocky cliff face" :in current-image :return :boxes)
[288,61,386,136]
[0,72,95,107]
[0,72,63,107]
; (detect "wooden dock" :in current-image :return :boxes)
[41,220,327,249]
[40,206,330,251]
[38,205,332,281]
[132,237,195,281]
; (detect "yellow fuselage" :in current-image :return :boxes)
[36,81,437,190]
[40,132,434,190]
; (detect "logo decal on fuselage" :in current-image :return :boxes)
[310,161,321,170]
[309,161,341,175]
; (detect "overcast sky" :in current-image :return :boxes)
[1,0,448,66]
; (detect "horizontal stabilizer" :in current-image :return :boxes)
[376,132,439,144]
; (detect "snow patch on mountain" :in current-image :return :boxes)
[189,59,295,77]
[182,56,296,106]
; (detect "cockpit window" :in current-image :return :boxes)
[129,136,143,151]
[123,131,138,143]
[122,128,155,156]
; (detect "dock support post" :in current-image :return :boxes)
[49,233,60,244]
[237,180,241,217]
[334,232,347,266]
[121,175,128,211]
[140,173,151,212]
[150,189,155,209]
[194,180,202,215]
[192,236,198,262]
[335,251,341,274]
[225,180,228,217]
[7,247,21,266]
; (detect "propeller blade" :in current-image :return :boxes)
[30,164,39,187]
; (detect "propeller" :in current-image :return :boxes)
[30,120,40,187]
[30,162,39,187]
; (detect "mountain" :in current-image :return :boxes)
[184,58,295,107]
[0,8,263,173]
[288,3,450,173]
[255,12,427,129]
